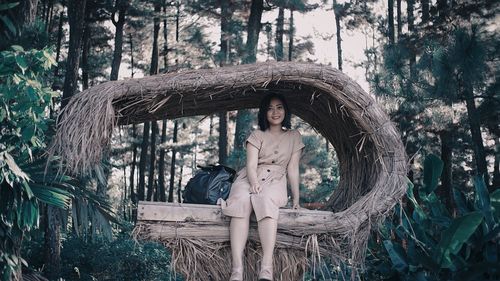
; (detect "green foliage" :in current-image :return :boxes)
[0,46,56,153]
[0,45,60,278]
[23,227,181,281]
[0,45,118,279]
[364,154,500,281]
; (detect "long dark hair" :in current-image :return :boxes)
[257,93,291,131]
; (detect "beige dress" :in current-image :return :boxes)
[220,129,305,221]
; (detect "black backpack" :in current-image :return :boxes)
[183,165,236,204]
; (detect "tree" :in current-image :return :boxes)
[147,1,161,201]
[168,120,178,202]
[275,3,284,61]
[387,0,394,45]
[138,122,150,201]
[61,0,87,108]
[233,0,264,168]
[110,0,130,81]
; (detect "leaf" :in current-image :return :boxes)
[1,16,17,35]
[437,211,483,268]
[383,240,409,272]
[42,49,56,69]
[423,154,443,193]
[30,184,72,209]
[15,55,28,73]
[490,189,500,220]
[1,151,30,181]
[473,175,495,232]
[21,123,35,142]
[452,188,471,216]
[0,2,20,11]
[406,179,427,221]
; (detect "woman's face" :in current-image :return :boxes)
[266,98,285,127]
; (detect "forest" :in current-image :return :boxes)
[0,0,499,280]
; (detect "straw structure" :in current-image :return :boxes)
[50,61,408,278]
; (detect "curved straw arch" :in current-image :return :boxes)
[50,61,408,277]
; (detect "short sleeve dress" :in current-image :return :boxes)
[219,129,305,221]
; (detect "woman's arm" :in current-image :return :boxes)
[246,143,261,193]
[287,150,301,208]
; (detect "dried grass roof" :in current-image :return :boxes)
[49,61,408,276]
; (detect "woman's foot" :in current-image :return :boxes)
[258,264,273,281]
[229,266,243,281]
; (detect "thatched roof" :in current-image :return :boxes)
[50,61,408,277]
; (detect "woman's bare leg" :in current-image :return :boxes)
[257,217,278,266]
[230,216,250,268]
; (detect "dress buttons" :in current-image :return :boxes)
[267,169,270,172]
[272,160,275,163]
[262,178,265,181]
[274,151,278,154]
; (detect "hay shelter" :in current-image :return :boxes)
[50,62,408,280]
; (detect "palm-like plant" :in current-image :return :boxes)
[0,45,117,280]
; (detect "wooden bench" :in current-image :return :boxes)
[136,201,336,249]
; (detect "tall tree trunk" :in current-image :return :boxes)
[157,2,169,202]
[130,124,137,204]
[421,0,430,23]
[122,164,127,219]
[407,0,415,79]
[147,121,158,201]
[210,115,214,136]
[437,0,448,18]
[81,11,91,91]
[493,138,500,188]
[275,5,284,61]
[46,1,85,277]
[288,9,294,61]
[158,120,167,202]
[234,0,263,160]
[218,0,230,165]
[174,0,180,65]
[220,0,231,66]
[219,112,228,165]
[52,10,64,81]
[44,0,53,32]
[396,0,401,39]
[387,0,395,45]
[463,85,490,188]
[177,164,183,203]
[333,2,342,71]
[61,0,87,108]
[243,0,263,64]
[110,0,128,81]
[18,0,39,29]
[138,122,150,201]
[233,111,253,151]
[50,7,64,117]
[439,130,453,210]
[150,1,161,76]
[162,0,168,71]
[129,33,135,77]
[168,120,178,202]
[146,2,161,201]
[44,206,61,279]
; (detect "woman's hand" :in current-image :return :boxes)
[250,183,261,194]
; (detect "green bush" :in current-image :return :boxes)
[23,226,182,281]
[364,154,500,281]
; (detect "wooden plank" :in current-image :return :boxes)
[137,201,229,223]
[137,201,335,230]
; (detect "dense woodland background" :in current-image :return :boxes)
[0,0,499,280]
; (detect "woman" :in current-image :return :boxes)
[219,93,304,281]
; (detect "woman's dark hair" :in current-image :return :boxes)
[257,93,291,131]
